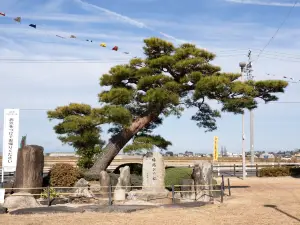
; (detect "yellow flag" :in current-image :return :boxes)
[213,136,219,161]
[100,43,107,47]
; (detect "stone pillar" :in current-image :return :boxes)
[14,145,44,195]
[192,161,213,202]
[115,166,131,192]
[99,171,110,198]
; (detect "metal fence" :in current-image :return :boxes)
[213,163,300,177]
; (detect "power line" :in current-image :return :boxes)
[0,53,247,63]
[254,0,299,63]
[5,102,300,111]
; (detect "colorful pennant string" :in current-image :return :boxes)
[1,12,138,58]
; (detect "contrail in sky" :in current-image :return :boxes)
[73,0,187,44]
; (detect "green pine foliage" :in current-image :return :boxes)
[48,37,288,169]
[47,103,105,169]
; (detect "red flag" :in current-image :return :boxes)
[0,12,5,16]
[112,46,118,51]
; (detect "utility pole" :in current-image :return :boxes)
[245,50,255,165]
[239,62,247,180]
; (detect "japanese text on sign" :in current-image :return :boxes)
[8,118,14,163]
[152,157,157,180]
[2,109,20,172]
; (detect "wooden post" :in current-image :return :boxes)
[256,164,259,177]
[220,180,224,203]
[227,178,231,196]
[221,175,224,191]
[172,185,175,204]
[14,145,44,195]
[108,185,112,206]
[47,186,51,207]
[233,164,236,177]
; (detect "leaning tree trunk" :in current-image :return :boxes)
[14,145,44,195]
[88,114,156,174]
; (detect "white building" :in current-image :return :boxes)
[259,153,275,159]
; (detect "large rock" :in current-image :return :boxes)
[115,166,131,192]
[73,178,94,198]
[14,145,44,195]
[191,161,213,202]
[99,171,110,198]
[3,192,40,209]
[180,179,195,201]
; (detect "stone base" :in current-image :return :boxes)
[114,189,126,201]
[127,189,171,204]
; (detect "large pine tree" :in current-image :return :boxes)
[48,37,288,174]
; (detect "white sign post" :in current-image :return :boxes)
[0,189,4,204]
[2,109,20,183]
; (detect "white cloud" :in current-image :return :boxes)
[225,0,300,7]
[73,0,187,43]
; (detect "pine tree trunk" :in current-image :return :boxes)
[14,145,44,195]
[88,114,156,174]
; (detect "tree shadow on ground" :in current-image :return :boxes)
[264,204,300,222]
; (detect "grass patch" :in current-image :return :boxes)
[165,167,193,189]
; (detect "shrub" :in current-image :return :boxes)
[113,163,143,176]
[259,167,291,177]
[289,167,300,177]
[40,187,59,199]
[131,174,142,188]
[49,163,81,187]
[165,167,193,189]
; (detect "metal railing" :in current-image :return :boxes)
[0,179,230,206]
[212,163,300,177]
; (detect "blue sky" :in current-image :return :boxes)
[1,0,300,154]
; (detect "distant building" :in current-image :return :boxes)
[48,152,78,157]
[165,151,174,157]
[294,153,300,159]
[259,153,275,159]
[184,151,194,157]
[226,152,241,158]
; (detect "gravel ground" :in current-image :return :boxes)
[2,177,300,225]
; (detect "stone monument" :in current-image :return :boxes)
[14,145,44,195]
[127,149,170,204]
[142,151,165,193]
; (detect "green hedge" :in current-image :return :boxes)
[165,167,193,188]
[259,166,300,177]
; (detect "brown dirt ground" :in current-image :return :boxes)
[2,177,300,225]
